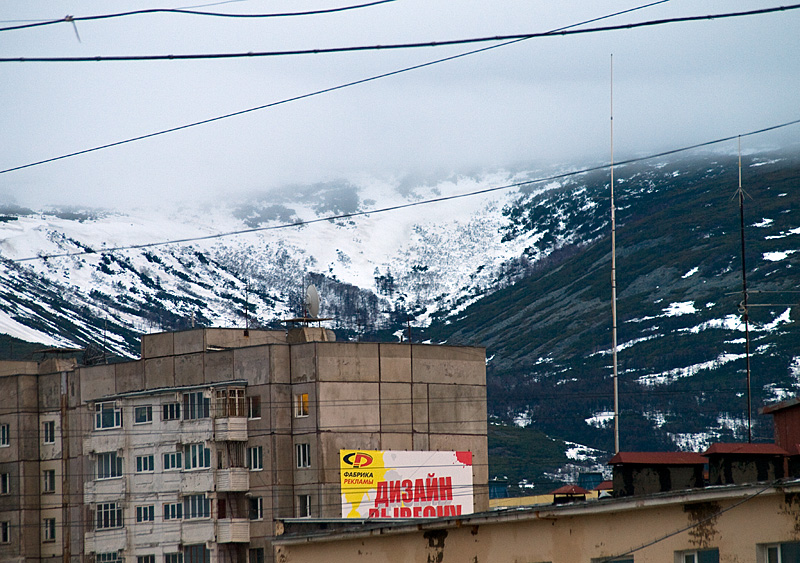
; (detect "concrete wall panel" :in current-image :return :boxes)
[378,344,411,383]
[427,384,486,435]
[380,382,412,433]
[204,350,234,383]
[234,346,269,386]
[80,365,115,402]
[114,359,144,394]
[317,382,379,433]
[315,343,379,383]
[411,345,485,386]
[174,352,204,386]
[142,332,174,359]
[144,356,175,389]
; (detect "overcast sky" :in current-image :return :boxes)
[1,0,799,208]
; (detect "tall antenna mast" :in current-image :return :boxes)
[610,54,620,453]
[736,136,753,442]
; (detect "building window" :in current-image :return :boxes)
[43,420,56,444]
[96,553,123,563]
[95,402,122,430]
[183,495,211,519]
[0,423,9,446]
[136,505,154,523]
[184,545,210,563]
[96,452,123,480]
[43,469,56,493]
[163,402,181,421]
[296,443,311,468]
[294,393,309,417]
[96,502,123,530]
[164,451,183,471]
[0,473,8,494]
[43,518,56,542]
[184,444,211,470]
[215,388,246,418]
[247,446,263,471]
[247,396,261,419]
[297,494,311,518]
[136,455,155,473]
[249,497,263,520]
[163,502,183,521]
[183,392,209,420]
[248,548,264,563]
[137,556,155,563]
[165,553,184,563]
[134,406,153,424]
[762,542,800,562]
[1,521,9,543]
[677,549,719,563]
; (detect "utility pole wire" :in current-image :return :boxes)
[9,116,800,264]
[3,4,799,62]
[0,1,398,32]
[0,0,671,176]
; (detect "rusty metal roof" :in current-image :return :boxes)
[551,485,589,495]
[703,443,788,456]
[595,480,613,491]
[608,452,707,465]
[761,396,800,415]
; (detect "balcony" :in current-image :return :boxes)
[181,470,214,494]
[217,467,249,492]
[84,528,127,554]
[217,518,250,543]
[215,417,248,441]
[181,519,215,545]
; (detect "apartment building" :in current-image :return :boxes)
[0,327,488,563]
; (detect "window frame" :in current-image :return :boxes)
[134,405,153,424]
[184,443,211,470]
[43,469,56,493]
[294,393,309,418]
[0,423,9,447]
[249,497,264,521]
[0,473,9,495]
[183,494,211,520]
[95,402,122,430]
[183,392,210,420]
[96,452,123,480]
[135,505,155,523]
[43,420,56,444]
[296,443,311,468]
[0,521,10,544]
[247,396,261,419]
[164,451,183,471]
[163,402,181,421]
[297,494,311,518]
[165,553,184,563]
[248,548,265,563]
[96,502,124,530]
[135,454,155,473]
[137,556,155,563]
[43,518,56,542]
[247,446,263,471]
[163,502,183,521]
[96,553,123,563]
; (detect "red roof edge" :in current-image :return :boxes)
[704,442,789,456]
[761,396,800,415]
[608,451,707,465]
[551,484,589,495]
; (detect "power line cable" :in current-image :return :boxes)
[0,0,673,177]
[0,1,397,32]
[4,4,799,62]
[8,116,800,264]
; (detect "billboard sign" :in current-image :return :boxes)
[340,449,473,518]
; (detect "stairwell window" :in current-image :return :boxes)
[0,424,8,447]
[247,446,263,471]
[0,473,9,494]
[294,393,309,418]
[95,402,122,430]
[43,470,56,493]
[296,443,311,468]
[297,494,311,518]
[249,497,263,520]
[1,521,10,543]
[43,518,56,542]
[43,421,55,444]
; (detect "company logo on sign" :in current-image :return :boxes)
[342,452,374,468]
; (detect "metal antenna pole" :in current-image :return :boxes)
[737,136,753,442]
[611,54,620,453]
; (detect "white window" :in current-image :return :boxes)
[761,542,800,563]
[43,518,56,542]
[183,392,209,420]
[184,444,211,470]
[249,497,263,520]
[136,505,154,523]
[247,446,263,471]
[294,393,309,418]
[1,423,10,446]
[96,553,123,563]
[1,521,9,543]
[163,402,181,421]
[215,388,246,418]
[96,502,123,529]
[297,494,311,518]
[247,396,261,419]
[0,473,8,494]
[164,451,183,471]
[43,470,56,493]
[96,452,123,480]
[183,494,211,519]
[43,421,55,444]
[95,402,122,430]
[134,406,152,424]
[136,455,154,473]
[163,502,183,521]
[296,443,310,468]
[165,553,183,563]
[137,556,155,563]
